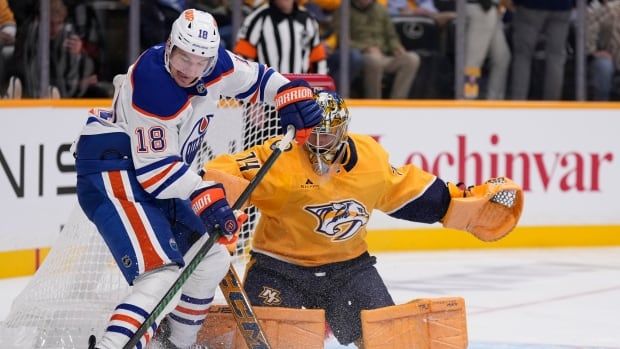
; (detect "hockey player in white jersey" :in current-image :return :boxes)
[74,8,322,349]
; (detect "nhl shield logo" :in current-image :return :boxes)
[196,82,206,94]
[305,199,370,241]
[122,255,132,268]
[169,238,178,251]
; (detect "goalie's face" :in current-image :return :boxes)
[305,91,350,175]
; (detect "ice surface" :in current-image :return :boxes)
[3,248,619,349]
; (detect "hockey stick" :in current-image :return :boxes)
[122,126,295,349]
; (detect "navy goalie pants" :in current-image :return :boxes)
[243,251,395,345]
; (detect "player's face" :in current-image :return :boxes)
[169,48,214,87]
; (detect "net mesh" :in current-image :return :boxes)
[0,74,334,349]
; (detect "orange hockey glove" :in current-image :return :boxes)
[442,177,524,241]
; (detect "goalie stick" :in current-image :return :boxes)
[121,126,295,349]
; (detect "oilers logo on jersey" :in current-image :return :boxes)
[180,115,211,164]
[305,200,370,242]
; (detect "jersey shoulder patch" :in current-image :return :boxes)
[131,46,190,119]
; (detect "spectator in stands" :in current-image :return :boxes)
[12,0,106,98]
[335,0,420,99]
[234,0,327,74]
[387,0,429,16]
[64,0,106,84]
[324,36,364,94]
[129,0,185,51]
[510,0,573,100]
[385,0,455,27]
[464,0,511,99]
[586,0,620,100]
[0,0,15,97]
[310,0,364,93]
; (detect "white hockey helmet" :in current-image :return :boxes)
[305,91,350,175]
[165,9,220,78]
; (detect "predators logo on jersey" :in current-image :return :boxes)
[258,286,282,305]
[305,200,370,242]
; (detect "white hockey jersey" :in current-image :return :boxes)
[79,44,289,200]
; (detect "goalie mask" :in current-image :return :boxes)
[305,91,350,176]
[165,9,220,86]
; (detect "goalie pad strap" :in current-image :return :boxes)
[361,297,468,349]
[198,305,325,349]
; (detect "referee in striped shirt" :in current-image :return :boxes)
[234,0,328,74]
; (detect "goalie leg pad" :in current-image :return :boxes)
[197,305,325,349]
[361,297,468,349]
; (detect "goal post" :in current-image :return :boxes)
[0,74,335,349]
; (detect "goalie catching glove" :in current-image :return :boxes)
[190,183,247,245]
[442,177,524,241]
[275,79,322,144]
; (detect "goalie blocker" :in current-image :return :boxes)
[198,297,467,349]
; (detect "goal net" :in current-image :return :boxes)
[0,74,335,349]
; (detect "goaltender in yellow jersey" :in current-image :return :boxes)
[202,91,524,348]
[207,131,438,267]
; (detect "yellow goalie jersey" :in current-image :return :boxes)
[205,133,448,267]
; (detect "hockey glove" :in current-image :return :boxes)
[275,80,322,144]
[190,183,247,245]
[442,177,523,242]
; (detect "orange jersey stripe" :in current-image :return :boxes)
[109,171,164,271]
[140,162,178,189]
[205,68,234,87]
[111,314,142,329]
[175,305,209,315]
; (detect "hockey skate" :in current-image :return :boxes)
[147,318,207,349]
[88,335,97,349]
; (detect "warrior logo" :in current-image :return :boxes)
[181,115,211,164]
[258,286,282,305]
[305,200,370,241]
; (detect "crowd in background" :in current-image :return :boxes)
[0,0,619,100]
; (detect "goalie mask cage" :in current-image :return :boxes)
[0,74,335,349]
